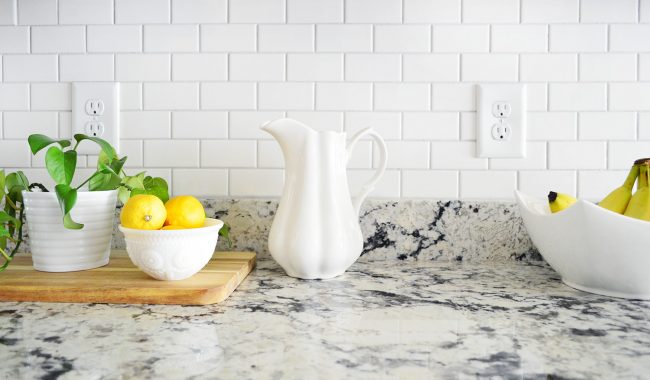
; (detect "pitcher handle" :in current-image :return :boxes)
[346,127,388,215]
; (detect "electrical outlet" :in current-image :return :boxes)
[476,84,526,158]
[72,83,120,155]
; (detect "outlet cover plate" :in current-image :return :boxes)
[72,82,120,155]
[476,84,526,158]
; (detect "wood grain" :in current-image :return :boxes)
[0,251,256,305]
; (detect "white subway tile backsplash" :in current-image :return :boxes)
[172,169,228,196]
[258,83,313,110]
[403,0,460,23]
[381,141,429,169]
[346,0,402,23]
[0,140,31,167]
[201,83,256,110]
[257,140,284,168]
[59,0,112,24]
[287,54,343,81]
[579,54,636,82]
[609,83,650,111]
[461,54,518,82]
[317,25,372,52]
[229,0,285,23]
[579,112,636,140]
[173,54,227,81]
[144,25,198,53]
[0,26,28,53]
[462,0,519,23]
[119,140,143,167]
[403,54,459,82]
[642,0,650,22]
[230,54,285,81]
[610,25,650,52]
[520,54,577,82]
[115,0,170,24]
[491,25,547,53]
[519,170,576,199]
[580,0,637,23]
[144,140,199,168]
[144,83,199,110]
[526,83,548,111]
[32,26,85,53]
[345,112,401,139]
[345,54,401,82]
[172,0,227,23]
[18,0,57,25]
[230,111,284,139]
[172,111,227,139]
[0,0,16,25]
[116,54,170,82]
[641,54,650,81]
[549,83,607,111]
[120,111,170,139]
[3,112,57,138]
[527,112,576,141]
[608,142,650,169]
[549,25,607,53]
[548,142,606,169]
[375,25,431,53]
[201,25,256,52]
[639,113,650,140]
[287,0,343,23]
[403,112,459,140]
[459,112,476,140]
[201,140,257,168]
[578,170,628,201]
[88,26,142,53]
[3,55,57,82]
[374,83,430,111]
[402,170,458,198]
[59,54,114,82]
[230,169,284,196]
[316,83,372,111]
[259,25,314,52]
[348,169,400,198]
[490,142,546,170]
[460,171,517,199]
[520,0,578,23]
[30,83,70,110]
[432,83,475,111]
[431,141,486,169]
[433,25,488,53]
[286,111,343,132]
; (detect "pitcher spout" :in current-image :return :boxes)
[261,118,317,166]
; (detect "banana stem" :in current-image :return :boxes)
[624,164,640,189]
[640,164,649,189]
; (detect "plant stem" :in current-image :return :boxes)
[75,172,101,191]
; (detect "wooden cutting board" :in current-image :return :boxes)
[0,251,256,305]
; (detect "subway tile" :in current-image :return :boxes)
[345,54,400,82]
[527,83,548,111]
[402,170,458,198]
[579,112,636,141]
[230,111,284,139]
[548,141,606,169]
[462,0,519,23]
[520,54,577,82]
[433,25,488,53]
[172,53,227,81]
[462,54,518,82]
[375,25,430,53]
[403,54,459,82]
[432,83,475,111]
[549,25,607,53]
[316,25,372,52]
[119,140,143,167]
[0,0,16,25]
[144,83,199,110]
[230,54,285,81]
[229,0,285,23]
[580,0,637,23]
[257,140,283,168]
[201,83,256,110]
[3,55,57,82]
[31,83,71,111]
[609,83,650,111]
[0,140,31,167]
[119,83,142,110]
[18,0,57,25]
[345,112,401,140]
[491,25,547,53]
[374,83,430,111]
[641,54,650,81]
[345,140,371,168]
[144,25,198,53]
[287,0,343,23]
[32,26,85,53]
[403,112,459,140]
[489,142,546,170]
[549,83,607,111]
[527,112,576,141]
[59,0,112,24]
[258,83,314,110]
[58,112,72,138]
[460,171,517,200]
[201,140,256,167]
[88,26,141,53]
[230,169,284,197]
[610,25,650,52]
[201,25,256,52]
[316,83,372,111]
[172,111,228,139]
[172,0,227,23]
[403,0,460,23]
[580,54,637,82]
[380,141,429,169]
[115,0,169,24]
[348,169,400,198]
[609,142,650,174]
[639,113,650,140]
[519,170,576,199]
[259,25,314,52]
[431,141,486,169]
[172,169,228,196]
[460,112,476,140]
[521,0,578,23]
[578,170,629,201]
[0,26,28,53]
[59,54,114,82]
[2,112,57,138]
[116,54,171,82]
[346,0,401,23]
[120,111,170,139]
[287,54,343,81]
[286,111,343,132]
[643,0,650,22]
[143,140,199,168]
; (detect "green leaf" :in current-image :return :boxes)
[5,172,29,204]
[74,134,116,159]
[219,223,233,249]
[131,176,169,203]
[89,172,122,191]
[0,210,20,227]
[28,134,71,155]
[45,147,77,186]
[54,184,83,229]
[0,170,6,199]
[118,172,145,204]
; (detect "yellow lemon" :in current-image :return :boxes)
[161,225,185,230]
[164,195,205,228]
[120,194,167,230]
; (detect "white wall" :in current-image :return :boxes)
[0,0,649,200]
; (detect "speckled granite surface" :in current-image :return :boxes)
[2,258,649,379]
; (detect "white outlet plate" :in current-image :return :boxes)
[476,84,526,158]
[72,82,120,155]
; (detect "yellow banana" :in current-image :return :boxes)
[548,191,577,213]
[624,163,650,221]
[599,164,639,214]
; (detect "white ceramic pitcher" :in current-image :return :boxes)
[261,118,388,279]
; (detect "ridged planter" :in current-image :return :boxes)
[22,190,118,272]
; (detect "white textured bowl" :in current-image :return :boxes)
[516,190,650,299]
[118,218,223,281]
[23,190,118,272]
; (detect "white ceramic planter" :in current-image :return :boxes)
[516,190,650,300]
[23,190,118,272]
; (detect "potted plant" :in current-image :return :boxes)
[0,170,30,271]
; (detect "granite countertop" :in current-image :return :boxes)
[2,258,649,379]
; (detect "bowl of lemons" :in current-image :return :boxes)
[516,159,650,300]
[118,195,223,281]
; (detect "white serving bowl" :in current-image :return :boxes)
[118,218,224,281]
[516,190,650,299]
